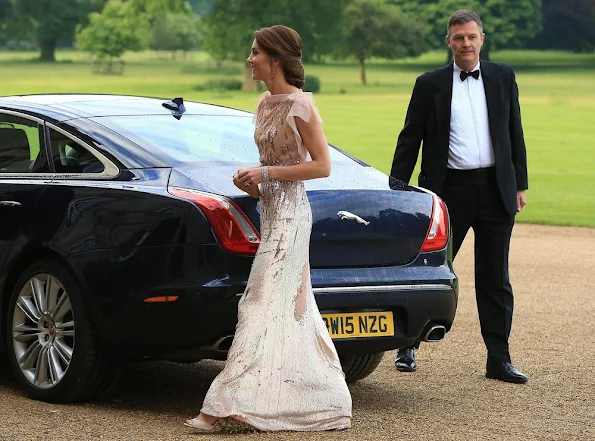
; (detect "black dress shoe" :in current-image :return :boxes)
[395,347,417,372]
[485,359,528,384]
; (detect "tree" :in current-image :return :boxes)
[149,12,204,58]
[76,0,149,72]
[0,0,35,47]
[202,1,257,90]
[339,0,427,85]
[128,0,191,24]
[13,0,106,61]
[388,0,542,61]
[204,0,349,90]
[534,0,595,52]
[277,0,348,63]
[478,0,542,61]
[0,0,15,28]
[187,0,214,15]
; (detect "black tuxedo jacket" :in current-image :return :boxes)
[390,60,528,216]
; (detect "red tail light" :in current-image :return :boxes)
[168,187,260,256]
[420,193,449,253]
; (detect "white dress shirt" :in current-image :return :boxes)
[448,62,495,170]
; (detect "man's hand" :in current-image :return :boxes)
[516,190,526,212]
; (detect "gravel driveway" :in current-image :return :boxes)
[0,224,593,441]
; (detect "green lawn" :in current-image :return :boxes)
[2,49,594,227]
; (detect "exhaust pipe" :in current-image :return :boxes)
[200,335,235,352]
[421,325,446,342]
[163,335,235,362]
[216,335,234,351]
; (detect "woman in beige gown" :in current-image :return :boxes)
[184,25,352,432]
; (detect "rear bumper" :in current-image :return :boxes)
[310,248,458,353]
[65,246,456,359]
[314,282,457,354]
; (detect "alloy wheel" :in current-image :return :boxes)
[11,273,75,389]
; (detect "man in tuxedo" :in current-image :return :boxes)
[390,10,528,383]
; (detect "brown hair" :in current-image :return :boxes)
[254,25,305,89]
[446,10,483,38]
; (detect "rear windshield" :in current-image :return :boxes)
[91,115,355,165]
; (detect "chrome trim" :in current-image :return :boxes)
[312,284,452,294]
[336,210,370,226]
[12,273,75,389]
[45,122,120,179]
[0,108,45,124]
[199,335,235,352]
[421,325,447,342]
[0,173,54,179]
[0,109,54,179]
[0,200,21,207]
[0,109,119,180]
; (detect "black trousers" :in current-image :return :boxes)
[406,167,515,362]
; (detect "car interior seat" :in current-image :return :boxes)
[65,143,104,173]
[0,127,32,172]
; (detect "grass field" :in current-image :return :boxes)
[2,49,594,227]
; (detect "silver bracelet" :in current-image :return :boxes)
[262,165,270,181]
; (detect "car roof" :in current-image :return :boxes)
[0,94,252,121]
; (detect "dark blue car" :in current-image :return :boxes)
[0,94,457,403]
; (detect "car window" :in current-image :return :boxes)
[48,128,105,174]
[92,115,354,165]
[0,114,49,173]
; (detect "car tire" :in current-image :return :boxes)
[340,352,384,383]
[5,258,117,403]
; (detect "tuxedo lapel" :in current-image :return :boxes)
[434,64,453,129]
[480,61,503,151]
[433,64,454,155]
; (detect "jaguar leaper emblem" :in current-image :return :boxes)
[337,211,370,226]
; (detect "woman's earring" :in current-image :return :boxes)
[271,68,276,77]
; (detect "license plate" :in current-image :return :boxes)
[321,311,395,339]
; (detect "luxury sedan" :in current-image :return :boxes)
[0,94,457,403]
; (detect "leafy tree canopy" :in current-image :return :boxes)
[339,0,427,84]
[150,12,204,55]
[203,0,347,64]
[536,0,595,52]
[128,0,191,23]
[388,0,542,60]
[0,0,35,45]
[187,0,214,15]
[203,0,349,90]
[76,0,149,66]
[13,0,107,61]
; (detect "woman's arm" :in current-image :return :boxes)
[233,170,261,198]
[236,114,331,186]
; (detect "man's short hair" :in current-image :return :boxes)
[446,10,483,38]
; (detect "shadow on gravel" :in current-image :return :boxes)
[0,358,430,421]
[349,379,425,413]
[91,361,225,414]
[0,359,222,413]
[0,360,27,400]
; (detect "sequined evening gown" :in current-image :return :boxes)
[199,91,352,431]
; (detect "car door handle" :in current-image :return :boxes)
[0,201,21,207]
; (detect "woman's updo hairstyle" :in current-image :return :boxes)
[254,25,305,89]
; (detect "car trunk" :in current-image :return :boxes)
[306,189,432,267]
[169,165,434,268]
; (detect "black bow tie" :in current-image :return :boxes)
[460,70,480,81]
